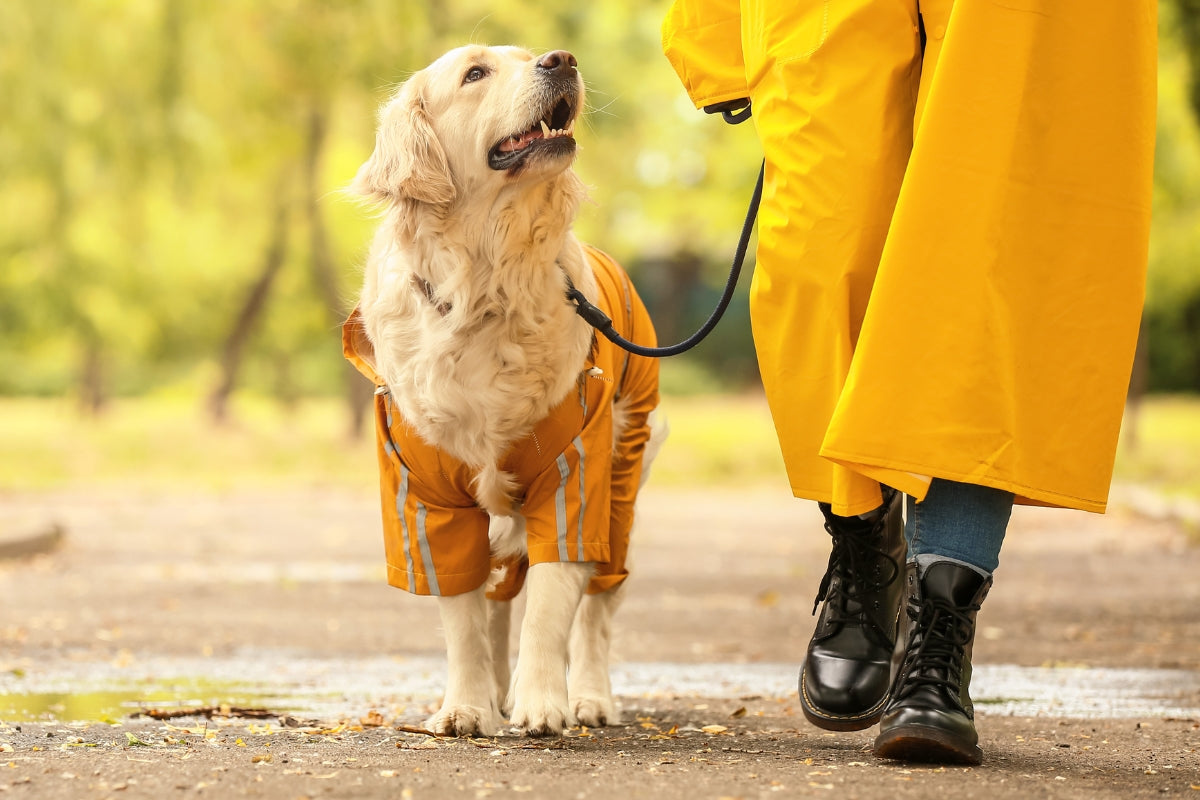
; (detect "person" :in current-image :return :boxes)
[660,0,1157,765]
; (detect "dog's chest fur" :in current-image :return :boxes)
[362,225,598,512]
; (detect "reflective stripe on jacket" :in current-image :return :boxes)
[344,245,659,597]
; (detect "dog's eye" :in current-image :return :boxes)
[462,66,489,85]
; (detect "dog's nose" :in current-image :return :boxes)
[536,50,578,75]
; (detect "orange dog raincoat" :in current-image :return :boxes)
[344,245,659,600]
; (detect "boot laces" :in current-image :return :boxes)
[893,596,979,710]
[811,514,901,642]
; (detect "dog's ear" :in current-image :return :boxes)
[352,75,456,206]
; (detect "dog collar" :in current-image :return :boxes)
[416,263,581,319]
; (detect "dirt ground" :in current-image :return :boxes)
[1,486,1199,798]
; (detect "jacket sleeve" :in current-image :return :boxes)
[661,0,748,110]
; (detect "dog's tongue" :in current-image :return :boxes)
[497,129,544,153]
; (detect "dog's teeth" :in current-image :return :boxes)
[539,119,550,137]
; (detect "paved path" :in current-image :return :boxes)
[1,487,1198,798]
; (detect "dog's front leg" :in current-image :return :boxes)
[568,583,625,727]
[427,585,499,737]
[507,561,590,736]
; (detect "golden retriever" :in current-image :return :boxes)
[347,45,664,737]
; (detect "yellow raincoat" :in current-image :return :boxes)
[663,0,1156,515]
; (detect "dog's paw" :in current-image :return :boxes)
[571,695,619,728]
[427,705,497,738]
[497,684,514,718]
[508,694,574,737]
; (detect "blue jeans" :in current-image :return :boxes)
[905,479,1014,574]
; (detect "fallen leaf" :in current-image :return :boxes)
[756,589,781,607]
[125,733,153,747]
[251,754,272,764]
[701,725,728,734]
[730,708,747,719]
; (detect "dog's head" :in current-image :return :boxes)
[353,45,585,207]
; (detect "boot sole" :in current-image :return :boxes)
[798,670,886,732]
[872,723,983,766]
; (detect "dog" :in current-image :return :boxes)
[342,44,664,738]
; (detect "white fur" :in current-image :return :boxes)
[353,45,663,737]
[428,586,499,736]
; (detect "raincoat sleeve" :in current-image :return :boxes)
[661,0,748,110]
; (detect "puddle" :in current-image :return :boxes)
[2,656,1198,723]
[0,688,265,724]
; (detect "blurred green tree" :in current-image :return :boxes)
[4,0,1199,417]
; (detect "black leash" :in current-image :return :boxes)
[566,101,761,358]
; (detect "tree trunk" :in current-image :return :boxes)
[302,104,373,439]
[79,335,107,417]
[208,191,290,424]
[1178,0,1200,124]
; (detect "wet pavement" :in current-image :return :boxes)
[1,487,1199,798]
[4,655,1200,725]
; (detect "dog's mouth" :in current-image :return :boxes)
[487,95,577,172]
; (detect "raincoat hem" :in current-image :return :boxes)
[385,562,490,597]
[527,542,611,566]
[784,482,885,517]
[819,449,1108,514]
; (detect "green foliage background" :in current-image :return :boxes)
[1,0,1198,406]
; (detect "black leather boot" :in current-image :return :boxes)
[873,559,992,765]
[799,488,906,731]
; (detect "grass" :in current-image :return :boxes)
[0,392,1195,498]
[1116,395,1200,499]
[0,391,788,492]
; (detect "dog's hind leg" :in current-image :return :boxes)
[487,598,514,715]
[427,585,500,737]
[507,561,590,736]
[568,583,625,727]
